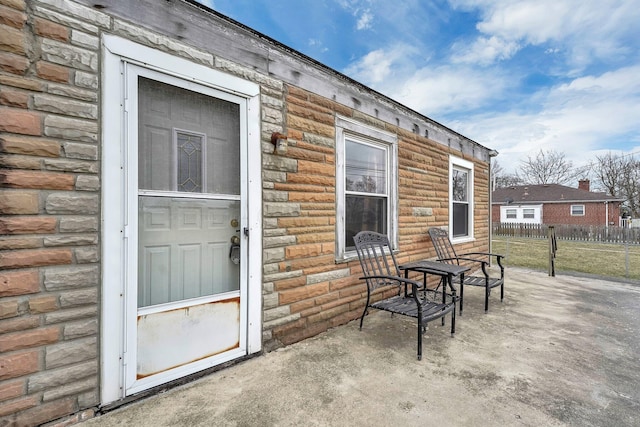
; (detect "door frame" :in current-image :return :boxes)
[101,35,262,404]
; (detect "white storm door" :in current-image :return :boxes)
[124,65,248,394]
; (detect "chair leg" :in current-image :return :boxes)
[359,306,367,330]
[417,318,423,361]
[441,277,446,326]
[501,282,504,301]
[450,302,456,335]
[484,284,489,312]
[459,284,464,315]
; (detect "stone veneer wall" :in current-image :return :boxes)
[1,0,103,424]
[0,0,287,424]
[0,0,491,424]
[261,84,490,349]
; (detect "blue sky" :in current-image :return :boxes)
[200,0,640,177]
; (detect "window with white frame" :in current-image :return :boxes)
[500,205,542,224]
[336,116,397,258]
[449,156,474,241]
[571,204,585,216]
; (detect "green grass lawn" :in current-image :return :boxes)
[492,237,640,281]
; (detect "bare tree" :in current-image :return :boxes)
[490,158,503,185]
[593,152,640,217]
[497,173,524,188]
[620,161,640,217]
[518,149,586,185]
[491,159,523,188]
[592,152,623,196]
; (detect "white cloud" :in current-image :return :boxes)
[308,38,329,53]
[356,10,373,30]
[452,36,520,65]
[448,0,640,68]
[344,44,416,84]
[450,65,640,173]
[344,44,512,114]
[399,66,508,114]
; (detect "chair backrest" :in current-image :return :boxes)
[353,231,401,291]
[428,227,459,265]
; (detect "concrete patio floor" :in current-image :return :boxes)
[85,268,640,427]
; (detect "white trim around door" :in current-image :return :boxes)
[101,35,262,404]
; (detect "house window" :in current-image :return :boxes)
[335,116,397,258]
[571,205,585,216]
[450,156,474,241]
[500,205,542,224]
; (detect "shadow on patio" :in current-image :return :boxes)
[86,268,640,427]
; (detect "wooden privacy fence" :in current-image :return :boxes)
[493,223,640,245]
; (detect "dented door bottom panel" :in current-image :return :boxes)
[137,296,241,378]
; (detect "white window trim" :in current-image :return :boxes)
[571,204,585,216]
[101,35,262,404]
[335,115,397,260]
[449,156,474,243]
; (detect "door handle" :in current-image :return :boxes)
[229,243,240,265]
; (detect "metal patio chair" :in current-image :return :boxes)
[354,231,457,360]
[428,227,505,312]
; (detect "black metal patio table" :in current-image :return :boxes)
[399,260,470,314]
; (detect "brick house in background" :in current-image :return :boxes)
[492,180,624,226]
[0,0,498,424]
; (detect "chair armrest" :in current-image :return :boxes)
[361,275,458,304]
[460,252,505,273]
[437,256,493,280]
[460,251,504,260]
[359,275,424,294]
[438,256,488,266]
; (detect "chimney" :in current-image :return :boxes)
[578,179,590,192]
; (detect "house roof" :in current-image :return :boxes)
[492,184,624,205]
[77,0,495,162]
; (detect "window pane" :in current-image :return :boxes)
[138,77,240,195]
[345,195,387,250]
[453,202,468,237]
[506,209,517,219]
[452,169,468,202]
[345,140,386,194]
[138,196,240,307]
[523,208,535,219]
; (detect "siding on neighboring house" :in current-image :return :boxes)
[0,0,495,424]
[543,201,621,226]
[492,202,621,226]
[492,183,623,227]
